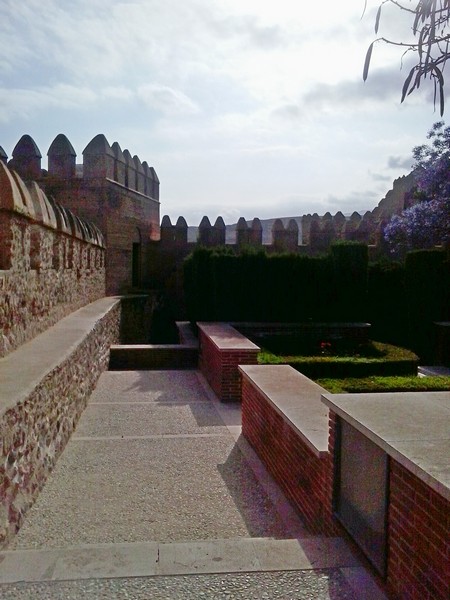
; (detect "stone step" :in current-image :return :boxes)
[0,536,361,584]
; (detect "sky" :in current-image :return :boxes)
[0,0,444,225]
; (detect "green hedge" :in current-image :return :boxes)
[331,241,368,321]
[405,249,450,361]
[183,245,448,362]
[257,342,419,378]
[183,242,367,323]
[317,375,450,393]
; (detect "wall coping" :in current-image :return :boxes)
[197,323,260,351]
[0,297,120,414]
[175,321,199,347]
[321,392,450,501]
[239,364,329,457]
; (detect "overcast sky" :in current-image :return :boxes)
[0,0,443,224]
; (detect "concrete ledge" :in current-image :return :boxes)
[239,365,329,456]
[109,345,198,370]
[321,391,450,501]
[0,297,121,547]
[198,322,259,351]
[176,321,199,347]
[0,297,120,413]
[0,537,362,583]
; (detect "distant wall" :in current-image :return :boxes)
[0,162,106,357]
[149,211,388,316]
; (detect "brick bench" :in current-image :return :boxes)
[198,323,259,402]
[239,364,336,533]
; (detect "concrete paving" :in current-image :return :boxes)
[1,370,388,599]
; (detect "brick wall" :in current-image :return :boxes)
[198,326,258,402]
[242,377,337,534]
[387,459,449,600]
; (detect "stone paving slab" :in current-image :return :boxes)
[0,537,360,584]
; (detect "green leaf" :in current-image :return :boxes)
[401,67,416,102]
[363,42,374,81]
[375,5,382,33]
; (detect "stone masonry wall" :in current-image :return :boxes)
[0,162,106,357]
[0,300,120,548]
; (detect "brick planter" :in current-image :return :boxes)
[198,323,259,402]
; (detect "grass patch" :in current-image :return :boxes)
[317,376,450,394]
[257,341,419,378]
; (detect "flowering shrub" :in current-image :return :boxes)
[320,341,332,355]
[384,198,450,257]
[384,122,450,257]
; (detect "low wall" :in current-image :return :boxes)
[0,297,121,548]
[234,322,371,346]
[0,161,106,357]
[323,392,449,600]
[109,321,199,370]
[240,365,336,534]
[109,345,198,370]
[198,323,259,402]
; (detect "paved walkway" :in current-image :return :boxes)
[0,370,387,599]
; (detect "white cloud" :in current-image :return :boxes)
[0,84,97,122]
[136,85,200,116]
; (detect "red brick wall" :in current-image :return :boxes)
[199,330,258,402]
[387,459,449,600]
[242,377,337,534]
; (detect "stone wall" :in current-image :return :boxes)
[0,298,121,548]
[3,134,161,295]
[0,162,106,357]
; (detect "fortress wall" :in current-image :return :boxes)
[0,162,106,357]
[153,213,382,315]
[4,134,161,295]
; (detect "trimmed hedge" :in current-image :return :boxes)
[257,341,419,378]
[183,245,448,362]
[183,242,367,323]
[405,249,450,362]
[317,375,450,393]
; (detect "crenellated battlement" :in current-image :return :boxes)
[158,209,382,253]
[4,133,160,201]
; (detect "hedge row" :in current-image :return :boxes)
[183,244,449,361]
[184,242,368,324]
[368,249,450,361]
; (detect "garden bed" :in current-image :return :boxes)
[257,341,419,378]
[317,375,450,393]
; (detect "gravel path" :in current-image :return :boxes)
[0,569,358,599]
